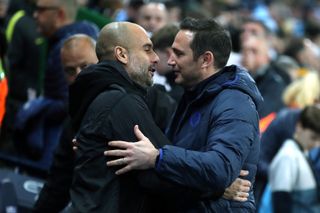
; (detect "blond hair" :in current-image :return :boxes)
[283,71,320,108]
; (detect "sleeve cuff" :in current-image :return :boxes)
[155,148,163,171]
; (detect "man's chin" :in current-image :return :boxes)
[146,80,154,87]
[135,79,153,88]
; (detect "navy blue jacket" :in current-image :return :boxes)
[156,65,263,212]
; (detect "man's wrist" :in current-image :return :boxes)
[151,149,160,168]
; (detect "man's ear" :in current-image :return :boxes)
[114,46,129,64]
[200,51,214,68]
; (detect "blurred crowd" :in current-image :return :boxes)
[0,0,320,212]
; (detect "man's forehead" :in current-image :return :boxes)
[141,3,166,13]
[242,23,265,34]
[173,30,194,45]
[184,30,194,40]
[130,35,153,50]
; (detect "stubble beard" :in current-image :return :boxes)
[128,57,153,88]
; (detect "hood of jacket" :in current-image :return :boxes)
[49,21,99,46]
[186,65,263,111]
[69,60,147,132]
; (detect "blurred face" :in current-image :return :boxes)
[154,48,173,76]
[167,30,203,88]
[61,40,98,84]
[240,22,267,42]
[298,39,320,71]
[241,36,269,74]
[126,27,159,87]
[34,0,60,37]
[295,123,320,151]
[137,3,167,33]
[0,0,9,18]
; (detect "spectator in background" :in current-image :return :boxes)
[282,72,320,109]
[238,19,285,68]
[272,55,300,85]
[0,0,9,28]
[34,34,97,213]
[136,3,172,96]
[151,24,183,102]
[75,0,112,29]
[239,18,299,85]
[61,34,98,83]
[13,0,98,170]
[284,37,320,74]
[241,34,287,118]
[164,1,182,25]
[256,71,320,209]
[136,2,168,36]
[113,0,144,23]
[240,18,270,43]
[269,105,320,212]
[1,0,45,146]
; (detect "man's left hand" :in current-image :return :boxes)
[223,170,251,202]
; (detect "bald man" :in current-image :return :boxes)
[61,34,98,83]
[68,21,171,213]
[33,34,98,213]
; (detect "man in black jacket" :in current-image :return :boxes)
[68,21,186,213]
[34,33,177,212]
[33,34,98,213]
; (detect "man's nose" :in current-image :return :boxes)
[76,67,82,76]
[152,52,159,64]
[167,54,176,67]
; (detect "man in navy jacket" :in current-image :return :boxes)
[106,17,263,212]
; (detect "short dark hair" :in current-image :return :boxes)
[284,38,305,62]
[242,18,271,36]
[151,24,179,50]
[180,17,231,69]
[299,105,320,133]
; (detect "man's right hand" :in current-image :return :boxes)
[223,170,251,202]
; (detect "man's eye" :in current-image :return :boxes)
[175,52,183,57]
[143,16,151,21]
[144,46,152,52]
[80,64,88,69]
[64,67,77,76]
